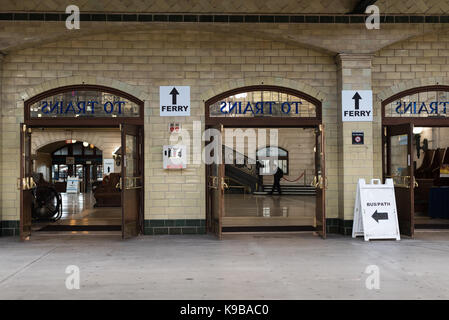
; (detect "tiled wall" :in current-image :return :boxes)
[0,29,339,227]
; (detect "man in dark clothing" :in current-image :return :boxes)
[269,165,283,195]
[255,160,265,192]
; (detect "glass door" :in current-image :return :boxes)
[20,124,34,241]
[206,124,224,239]
[121,124,143,239]
[385,123,415,237]
[314,125,326,238]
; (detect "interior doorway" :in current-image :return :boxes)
[19,85,145,240]
[31,128,122,233]
[204,86,326,239]
[20,124,144,239]
[382,85,449,237]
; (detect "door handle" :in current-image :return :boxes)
[221,178,229,190]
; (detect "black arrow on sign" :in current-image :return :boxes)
[170,87,179,105]
[352,92,362,110]
[372,210,388,223]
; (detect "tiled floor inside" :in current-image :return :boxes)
[223,193,315,226]
[33,192,121,229]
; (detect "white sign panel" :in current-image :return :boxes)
[66,176,79,194]
[103,158,115,175]
[352,178,400,241]
[342,90,373,122]
[160,86,190,116]
[163,145,187,169]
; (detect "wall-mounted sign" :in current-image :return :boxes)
[342,90,373,122]
[209,90,318,119]
[160,86,190,116]
[66,156,75,165]
[29,90,141,118]
[66,177,79,194]
[352,179,400,241]
[163,145,187,169]
[103,158,115,175]
[394,100,449,115]
[219,101,304,115]
[352,132,364,145]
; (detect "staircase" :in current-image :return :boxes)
[222,145,317,196]
[225,165,259,193]
[261,184,316,196]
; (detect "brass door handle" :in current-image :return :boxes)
[221,178,229,190]
[208,176,218,189]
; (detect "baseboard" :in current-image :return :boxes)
[0,221,20,237]
[144,219,206,235]
[326,218,353,236]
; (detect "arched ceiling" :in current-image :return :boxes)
[0,21,448,56]
[3,0,449,15]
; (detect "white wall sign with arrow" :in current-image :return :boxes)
[342,90,373,122]
[352,178,400,241]
[160,86,190,116]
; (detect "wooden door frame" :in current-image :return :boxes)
[204,85,324,236]
[20,85,145,238]
[121,124,145,238]
[381,85,449,234]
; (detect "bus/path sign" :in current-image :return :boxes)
[352,178,400,241]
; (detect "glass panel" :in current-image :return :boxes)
[72,143,82,155]
[223,127,315,227]
[30,90,140,118]
[56,147,68,156]
[75,164,83,178]
[125,134,139,188]
[97,165,103,180]
[390,134,409,177]
[385,91,449,118]
[84,147,94,155]
[209,90,317,118]
[59,165,68,181]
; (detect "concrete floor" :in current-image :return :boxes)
[1,231,449,299]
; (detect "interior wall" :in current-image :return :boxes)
[0,29,338,224]
[31,130,122,173]
[33,152,52,181]
[414,127,449,168]
[222,128,315,186]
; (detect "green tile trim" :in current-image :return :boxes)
[326,218,353,236]
[144,219,206,235]
[0,220,20,237]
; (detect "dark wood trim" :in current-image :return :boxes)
[25,118,143,127]
[205,85,322,126]
[383,118,449,127]
[24,84,144,126]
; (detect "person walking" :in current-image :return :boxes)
[269,164,283,195]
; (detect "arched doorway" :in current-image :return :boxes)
[382,85,449,236]
[20,85,144,240]
[204,85,326,239]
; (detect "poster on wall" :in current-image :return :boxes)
[103,158,115,175]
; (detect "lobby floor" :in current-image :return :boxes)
[223,194,315,226]
[33,192,121,229]
[2,231,449,299]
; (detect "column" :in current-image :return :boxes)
[336,54,374,234]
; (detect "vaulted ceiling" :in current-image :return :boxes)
[1,0,449,14]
